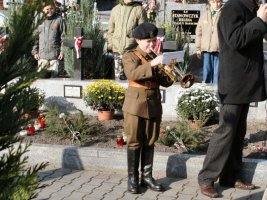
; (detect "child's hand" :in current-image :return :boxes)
[196,50,202,59]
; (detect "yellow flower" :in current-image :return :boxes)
[83,80,126,111]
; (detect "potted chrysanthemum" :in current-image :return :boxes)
[176,86,219,127]
[83,80,126,121]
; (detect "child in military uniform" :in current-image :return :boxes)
[122,22,174,194]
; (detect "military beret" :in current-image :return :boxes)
[132,23,158,39]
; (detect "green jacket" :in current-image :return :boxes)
[107,3,147,54]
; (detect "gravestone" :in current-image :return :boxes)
[156,1,207,42]
[63,27,93,80]
[156,1,208,82]
[171,9,200,42]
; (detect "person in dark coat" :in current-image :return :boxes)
[32,1,66,78]
[122,23,174,194]
[198,0,267,198]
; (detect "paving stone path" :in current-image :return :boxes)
[34,166,266,200]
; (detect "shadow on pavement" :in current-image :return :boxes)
[37,147,84,182]
[165,154,194,179]
[156,153,193,191]
[38,168,78,182]
[62,147,84,170]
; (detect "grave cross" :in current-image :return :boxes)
[63,27,93,80]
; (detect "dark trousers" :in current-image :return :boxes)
[198,104,249,186]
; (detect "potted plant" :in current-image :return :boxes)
[176,85,219,127]
[161,23,191,51]
[83,80,126,121]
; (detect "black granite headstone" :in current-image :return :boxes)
[171,10,200,41]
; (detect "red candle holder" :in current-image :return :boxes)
[27,124,35,135]
[117,136,124,147]
[39,118,45,128]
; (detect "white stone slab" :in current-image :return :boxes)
[32,79,267,122]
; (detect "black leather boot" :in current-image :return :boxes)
[127,148,140,194]
[141,146,164,191]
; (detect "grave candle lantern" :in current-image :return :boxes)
[27,124,35,135]
[117,135,124,147]
[39,118,45,128]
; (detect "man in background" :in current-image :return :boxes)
[107,0,147,80]
[198,0,267,198]
[195,0,222,84]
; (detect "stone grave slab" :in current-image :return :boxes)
[32,79,266,122]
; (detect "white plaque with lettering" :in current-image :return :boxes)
[64,85,82,98]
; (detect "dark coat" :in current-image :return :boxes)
[32,14,66,60]
[217,0,267,104]
[122,47,173,119]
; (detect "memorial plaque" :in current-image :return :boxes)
[171,10,200,41]
[64,85,82,99]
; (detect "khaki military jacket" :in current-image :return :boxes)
[122,47,174,119]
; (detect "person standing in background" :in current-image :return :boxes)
[195,0,222,84]
[107,0,147,80]
[198,0,267,198]
[32,1,66,78]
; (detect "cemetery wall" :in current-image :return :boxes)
[32,79,267,122]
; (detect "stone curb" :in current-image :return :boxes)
[23,143,267,183]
